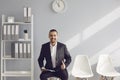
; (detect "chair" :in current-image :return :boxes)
[71,55,93,80]
[96,54,120,80]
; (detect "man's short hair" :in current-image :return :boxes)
[49,29,58,34]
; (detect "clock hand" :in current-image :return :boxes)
[57,0,60,7]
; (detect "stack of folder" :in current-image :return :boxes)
[3,25,19,40]
[11,42,31,58]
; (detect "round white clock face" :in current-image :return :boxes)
[52,0,66,13]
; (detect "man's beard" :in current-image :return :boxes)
[51,38,56,43]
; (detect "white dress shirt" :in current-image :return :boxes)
[50,42,57,68]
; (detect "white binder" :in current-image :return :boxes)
[27,43,31,58]
[23,43,27,58]
[15,43,19,58]
[19,43,23,58]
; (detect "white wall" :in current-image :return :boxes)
[0,0,120,80]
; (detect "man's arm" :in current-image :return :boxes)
[64,45,71,68]
[38,45,44,69]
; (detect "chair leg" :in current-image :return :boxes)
[100,75,108,80]
[75,77,88,80]
[111,77,114,80]
[110,77,114,80]
[105,76,108,80]
[83,78,86,80]
[104,76,114,80]
[86,78,88,80]
[80,78,87,80]
[99,76,114,80]
[76,77,84,80]
[99,75,104,80]
[76,77,80,80]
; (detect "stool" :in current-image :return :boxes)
[48,77,60,80]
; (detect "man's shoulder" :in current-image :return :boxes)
[42,42,66,46]
[57,42,66,46]
[42,42,50,46]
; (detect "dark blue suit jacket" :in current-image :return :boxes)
[38,42,71,71]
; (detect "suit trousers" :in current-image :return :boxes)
[40,69,68,80]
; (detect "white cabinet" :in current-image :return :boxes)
[1,15,34,80]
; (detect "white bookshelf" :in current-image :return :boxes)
[1,15,34,80]
[2,57,31,60]
[2,39,31,42]
[3,22,31,25]
[2,71,31,77]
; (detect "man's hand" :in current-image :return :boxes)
[61,61,66,70]
[41,67,47,72]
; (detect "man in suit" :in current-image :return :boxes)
[38,29,71,80]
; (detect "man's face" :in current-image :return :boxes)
[49,31,58,43]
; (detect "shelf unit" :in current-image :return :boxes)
[2,71,31,77]
[1,15,34,80]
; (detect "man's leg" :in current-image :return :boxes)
[40,71,55,80]
[55,69,68,80]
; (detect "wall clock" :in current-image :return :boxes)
[52,0,67,13]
